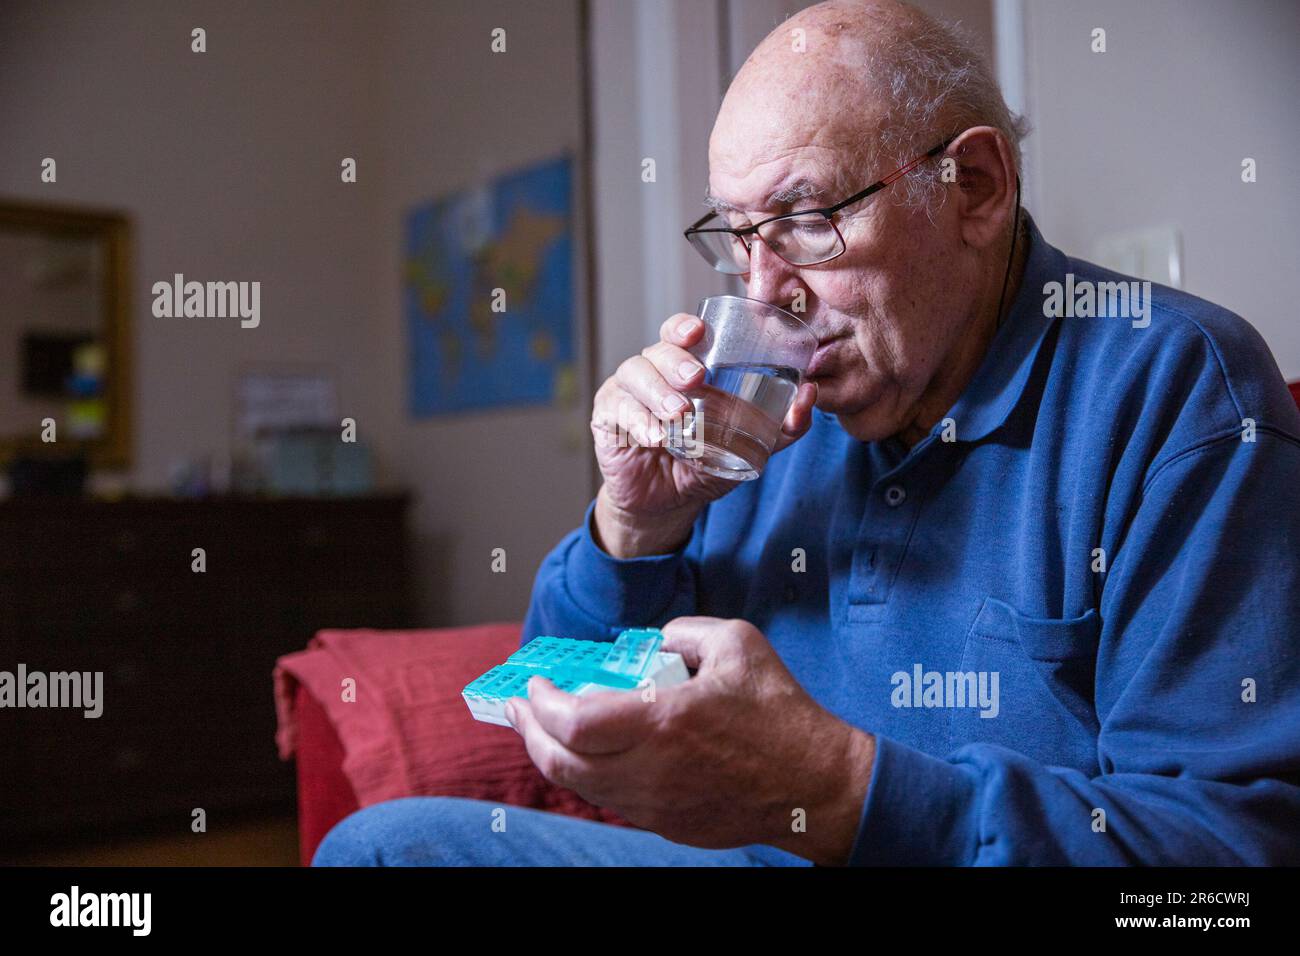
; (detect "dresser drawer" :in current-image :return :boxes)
[0,494,411,845]
[0,571,214,630]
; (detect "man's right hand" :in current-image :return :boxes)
[590,312,818,559]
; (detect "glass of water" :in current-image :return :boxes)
[664,295,817,481]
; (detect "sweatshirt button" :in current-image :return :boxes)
[884,484,906,507]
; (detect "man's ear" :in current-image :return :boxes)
[949,126,1017,250]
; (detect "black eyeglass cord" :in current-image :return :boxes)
[993,174,1022,333]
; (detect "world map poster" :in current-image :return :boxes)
[404,155,574,415]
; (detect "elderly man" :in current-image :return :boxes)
[317,0,1300,866]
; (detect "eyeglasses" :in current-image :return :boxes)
[684,134,958,275]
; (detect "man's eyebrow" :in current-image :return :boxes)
[767,179,826,206]
[703,178,828,215]
[702,191,739,214]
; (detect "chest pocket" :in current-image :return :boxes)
[948,596,1102,774]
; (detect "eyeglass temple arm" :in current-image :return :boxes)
[824,134,959,215]
[685,210,718,234]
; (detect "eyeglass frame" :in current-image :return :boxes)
[683,132,960,273]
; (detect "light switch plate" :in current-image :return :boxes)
[1091,225,1183,288]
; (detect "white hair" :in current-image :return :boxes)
[861,12,1030,214]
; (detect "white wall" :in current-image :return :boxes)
[590,0,727,379]
[1022,0,1300,378]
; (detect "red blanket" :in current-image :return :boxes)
[274,622,627,824]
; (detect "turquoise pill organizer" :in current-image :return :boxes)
[462,629,690,726]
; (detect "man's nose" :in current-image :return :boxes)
[745,235,804,310]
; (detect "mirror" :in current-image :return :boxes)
[0,200,131,468]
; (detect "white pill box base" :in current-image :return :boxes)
[464,651,690,727]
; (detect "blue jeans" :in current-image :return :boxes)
[312,796,810,866]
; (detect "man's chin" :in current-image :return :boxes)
[810,372,866,414]
[812,377,898,442]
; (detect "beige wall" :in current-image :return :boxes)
[0,0,384,488]
[1024,0,1300,378]
[367,0,591,624]
[0,0,591,626]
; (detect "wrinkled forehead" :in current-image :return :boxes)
[707,61,884,213]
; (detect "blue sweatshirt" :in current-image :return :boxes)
[522,216,1300,865]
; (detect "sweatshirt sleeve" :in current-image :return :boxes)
[849,430,1300,865]
[520,498,703,645]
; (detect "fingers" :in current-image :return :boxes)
[618,313,705,422]
[591,356,686,450]
[641,339,705,392]
[591,313,707,452]
[508,694,640,808]
[506,695,595,792]
[617,354,691,422]
[773,381,818,453]
[524,676,656,755]
[591,378,663,447]
[659,615,730,670]
[659,312,705,348]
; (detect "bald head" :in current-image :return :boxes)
[709,0,1020,217]
[716,0,925,143]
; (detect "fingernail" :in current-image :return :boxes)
[505,702,517,727]
[677,317,701,336]
[677,360,700,382]
[664,392,689,412]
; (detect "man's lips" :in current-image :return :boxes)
[807,334,847,378]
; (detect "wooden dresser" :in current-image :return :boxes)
[0,494,412,851]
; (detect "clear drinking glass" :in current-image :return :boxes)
[664,295,817,481]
